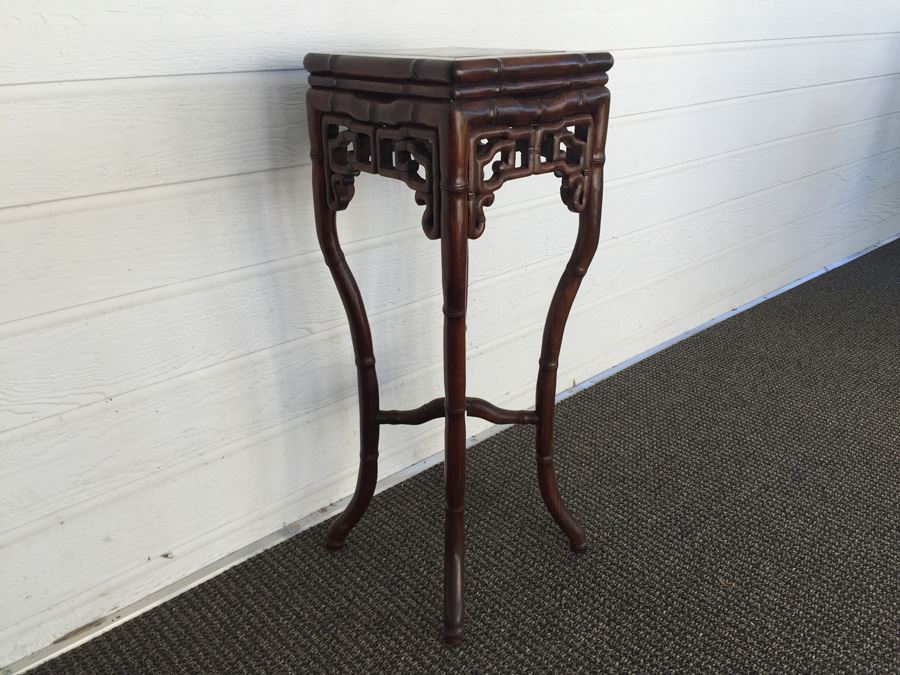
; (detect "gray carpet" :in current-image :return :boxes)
[35,240,900,673]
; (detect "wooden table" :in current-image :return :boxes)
[304,49,613,644]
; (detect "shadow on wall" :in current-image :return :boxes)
[254,72,444,505]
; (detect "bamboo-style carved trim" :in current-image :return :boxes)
[468,115,595,238]
[305,51,612,101]
[377,397,539,426]
[465,397,538,425]
[377,398,445,425]
[322,115,441,239]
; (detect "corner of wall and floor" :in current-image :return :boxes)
[2,2,900,668]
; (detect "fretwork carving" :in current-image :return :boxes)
[322,116,440,239]
[469,115,595,238]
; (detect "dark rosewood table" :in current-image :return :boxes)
[304,49,613,644]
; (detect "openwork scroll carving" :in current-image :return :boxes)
[377,127,439,239]
[469,116,594,238]
[322,116,440,239]
[323,118,375,210]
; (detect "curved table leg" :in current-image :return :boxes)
[310,146,380,552]
[535,168,605,553]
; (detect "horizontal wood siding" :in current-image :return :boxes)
[1,1,899,665]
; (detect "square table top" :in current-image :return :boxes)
[304,50,613,100]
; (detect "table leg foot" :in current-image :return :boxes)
[443,504,465,646]
[324,451,379,550]
[444,626,464,646]
[537,457,587,551]
[324,538,346,552]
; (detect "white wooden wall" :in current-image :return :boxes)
[2,1,900,665]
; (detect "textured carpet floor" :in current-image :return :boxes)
[35,240,900,673]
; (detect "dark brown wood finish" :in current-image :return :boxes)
[305,49,612,644]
